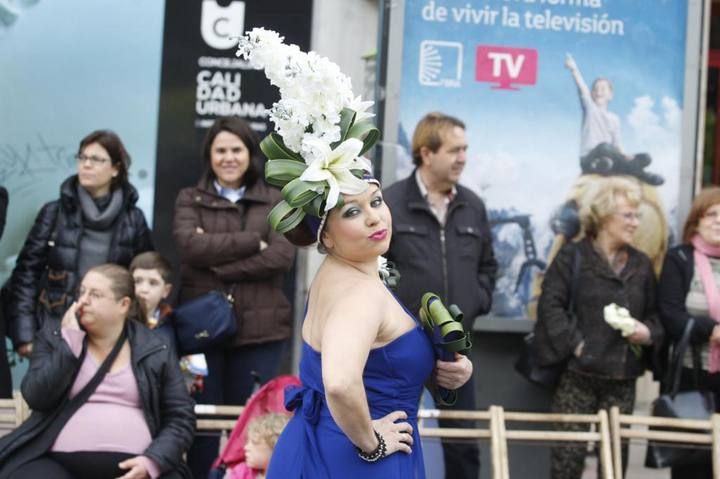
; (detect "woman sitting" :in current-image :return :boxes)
[0,264,195,479]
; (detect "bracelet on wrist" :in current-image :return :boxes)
[356,430,387,462]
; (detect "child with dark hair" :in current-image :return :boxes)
[130,252,206,393]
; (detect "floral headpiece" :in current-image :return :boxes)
[236,28,380,234]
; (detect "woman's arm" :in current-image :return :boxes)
[8,202,59,349]
[142,351,196,474]
[536,244,583,363]
[657,249,715,344]
[321,288,412,455]
[131,208,155,255]
[21,324,81,411]
[173,190,261,267]
[211,229,295,281]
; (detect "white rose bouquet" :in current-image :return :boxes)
[603,303,642,357]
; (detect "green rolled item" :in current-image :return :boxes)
[418,293,472,406]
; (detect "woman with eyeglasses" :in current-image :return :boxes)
[535,176,663,479]
[5,130,153,360]
[657,187,720,479]
[0,264,194,479]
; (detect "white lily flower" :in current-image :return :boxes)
[299,137,370,211]
[347,96,375,122]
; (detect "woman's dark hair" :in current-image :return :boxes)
[87,263,146,324]
[78,130,131,189]
[202,116,264,188]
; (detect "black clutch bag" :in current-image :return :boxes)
[645,318,715,468]
[171,290,238,355]
[514,333,567,390]
[515,245,581,390]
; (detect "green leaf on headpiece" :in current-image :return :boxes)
[268,200,306,233]
[281,178,325,208]
[265,159,308,187]
[261,133,304,162]
[347,120,380,156]
[331,108,357,149]
[303,195,326,217]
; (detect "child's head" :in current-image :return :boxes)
[591,77,614,106]
[244,413,290,472]
[129,252,172,313]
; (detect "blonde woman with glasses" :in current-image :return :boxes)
[535,176,664,479]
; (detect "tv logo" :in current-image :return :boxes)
[476,45,537,90]
[201,0,245,50]
[419,40,463,88]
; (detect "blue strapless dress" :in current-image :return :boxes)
[267,304,435,478]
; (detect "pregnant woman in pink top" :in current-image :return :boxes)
[0,264,195,479]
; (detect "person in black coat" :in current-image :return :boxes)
[536,176,663,479]
[0,264,195,479]
[6,130,153,359]
[657,186,720,479]
[0,185,10,398]
[384,112,497,479]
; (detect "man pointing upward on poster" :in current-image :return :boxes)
[384,112,498,479]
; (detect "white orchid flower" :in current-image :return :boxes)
[299,137,370,211]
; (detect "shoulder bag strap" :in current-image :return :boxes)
[566,243,582,319]
[667,318,695,397]
[60,325,129,413]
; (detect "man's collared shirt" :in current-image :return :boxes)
[414,169,456,226]
[213,180,246,204]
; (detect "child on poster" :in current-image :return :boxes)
[565,53,663,186]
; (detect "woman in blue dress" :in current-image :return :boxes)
[269,182,473,478]
[236,27,474,478]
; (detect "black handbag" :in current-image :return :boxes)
[171,290,238,355]
[645,318,715,468]
[515,245,581,390]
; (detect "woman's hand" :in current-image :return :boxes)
[435,353,473,390]
[370,410,414,455]
[61,301,81,331]
[16,342,33,358]
[627,320,651,345]
[710,325,720,346]
[116,456,150,479]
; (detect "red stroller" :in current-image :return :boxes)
[209,374,300,478]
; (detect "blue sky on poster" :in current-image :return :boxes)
[0,0,164,273]
[398,0,687,227]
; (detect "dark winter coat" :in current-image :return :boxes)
[173,175,295,347]
[6,176,153,346]
[0,319,195,478]
[536,238,664,379]
[384,171,498,321]
[657,244,718,345]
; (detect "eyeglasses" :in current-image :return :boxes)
[614,211,642,222]
[75,154,110,165]
[703,210,720,221]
